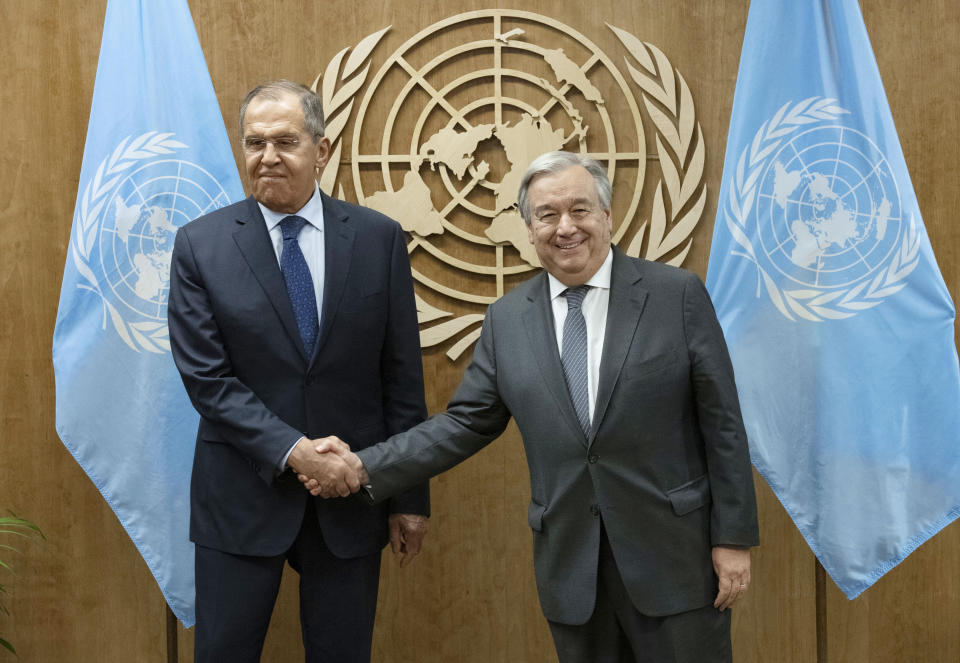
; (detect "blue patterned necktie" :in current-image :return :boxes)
[561,285,591,436]
[279,215,319,354]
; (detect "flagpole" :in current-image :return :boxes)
[816,559,827,663]
[166,605,179,663]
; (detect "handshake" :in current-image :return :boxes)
[289,435,369,498]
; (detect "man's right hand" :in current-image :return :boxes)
[296,436,368,497]
[287,436,362,497]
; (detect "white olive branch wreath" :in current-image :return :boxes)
[610,25,705,267]
[311,26,390,198]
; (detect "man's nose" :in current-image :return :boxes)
[556,212,577,233]
[261,141,281,163]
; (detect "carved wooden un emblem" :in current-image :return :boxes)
[315,10,706,360]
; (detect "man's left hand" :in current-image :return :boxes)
[712,545,751,611]
[388,513,428,567]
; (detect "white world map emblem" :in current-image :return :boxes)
[72,132,233,352]
[725,98,920,321]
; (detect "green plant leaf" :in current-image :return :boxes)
[0,515,44,539]
[1,512,42,658]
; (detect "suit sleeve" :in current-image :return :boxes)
[380,222,431,516]
[358,304,513,503]
[682,272,760,547]
[168,227,301,484]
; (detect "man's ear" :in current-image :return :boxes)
[314,136,332,171]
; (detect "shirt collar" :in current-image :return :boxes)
[259,183,325,233]
[547,247,614,301]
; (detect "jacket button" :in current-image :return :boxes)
[590,504,600,517]
[588,454,599,464]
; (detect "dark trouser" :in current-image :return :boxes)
[548,525,732,663]
[194,499,382,663]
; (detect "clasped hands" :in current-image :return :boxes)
[288,435,368,498]
[288,436,428,566]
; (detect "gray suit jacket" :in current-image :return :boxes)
[357,248,758,624]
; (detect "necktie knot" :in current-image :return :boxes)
[280,215,309,241]
[563,285,590,310]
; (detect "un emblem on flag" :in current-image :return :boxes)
[71,132,233,352]
[725,98,920,321]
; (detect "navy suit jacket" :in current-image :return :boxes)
[168,192,428,558]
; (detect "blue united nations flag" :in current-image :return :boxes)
[52,0,242,625]
[707,0,960,597]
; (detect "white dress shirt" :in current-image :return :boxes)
[259,183,326,323]
[258,184,326,471]
[546,249,613,424]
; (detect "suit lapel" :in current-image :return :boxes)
[314,193,355,360]
[232,196,309,362]
[522,273,590,446]
[591,249,648,445]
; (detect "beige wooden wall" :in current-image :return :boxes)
[1,1,957,661]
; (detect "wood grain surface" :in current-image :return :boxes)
[0,1,956,661]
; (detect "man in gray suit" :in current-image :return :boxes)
[304,151,759,662]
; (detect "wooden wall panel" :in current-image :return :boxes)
[0,1,956,662]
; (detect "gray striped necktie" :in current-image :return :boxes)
[561,285,591,436]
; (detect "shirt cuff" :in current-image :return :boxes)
[279,436,306,475]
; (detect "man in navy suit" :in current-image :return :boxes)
[168,80,429,663]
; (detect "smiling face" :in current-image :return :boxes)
[241,90,330,214]
[525,165,613,286]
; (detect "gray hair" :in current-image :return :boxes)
[239,80,325,140]
[517,151,612,225]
